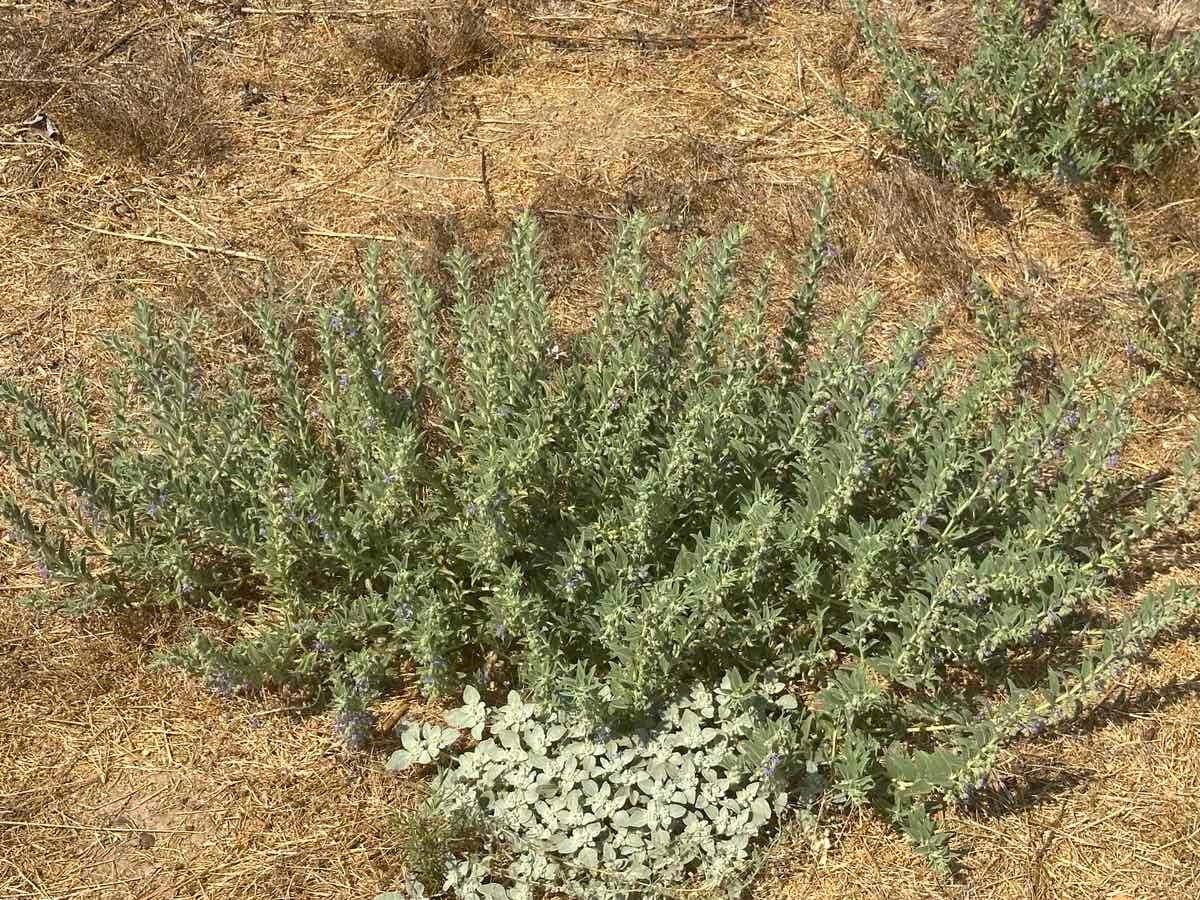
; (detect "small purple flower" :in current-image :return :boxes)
[494,620,507,640]
[761,752,783,778]
[465,501,480,518]
[862,427,875,442]
[860,460,873,476]
[206,669,239,699]
[822,243,839,259]
[609,396,624,412]
[394,601,413,625]
[179,578,194,598]
[346,323,360,339]
[476,663,492,687]
[315,639,333,656]
[1064,411,1080,428]
[36,561,50,582]
[422,657,449,686]
[912,352,927,371]
[563,568,588,592]
[382,472,395,486]
[306,513,319,526]
[333,708,375,750]
[147,491,166,517]
[1056,153,1081,185]
[330,315,343,334]
[1105,452,1120,469]
[867,400,880,418]
[338,373,350,389]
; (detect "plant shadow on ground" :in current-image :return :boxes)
[964,670,1200,816]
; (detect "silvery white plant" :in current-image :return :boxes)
[383,674,805,900]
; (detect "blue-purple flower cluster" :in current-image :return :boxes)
[562,568,588,593]
[761,752,783,779]
[206,669,253,699]
[334,708,376,749]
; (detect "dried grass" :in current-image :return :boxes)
[347,0,503,82]
[2,0,1200,896]
[1,8,224,167]
[73,49,225,165]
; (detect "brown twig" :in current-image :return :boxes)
[86,17,169,66]
[502,30,748,50]
[0,819,203,834]
[65,222,268,263]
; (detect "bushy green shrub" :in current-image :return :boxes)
[849,0,1200,186]
[4,195,1200,879]
[1099,202,1200,383]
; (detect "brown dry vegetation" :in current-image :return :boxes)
[2,0,1199,897]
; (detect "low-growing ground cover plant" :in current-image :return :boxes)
[3,191,1200,891]
[386,676,801,899]
[849,0,1200,186]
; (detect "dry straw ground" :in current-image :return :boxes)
[1,0,1199,897]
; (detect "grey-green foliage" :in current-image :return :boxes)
[1099,202,1200,383]
[4,189,1200,868]
[849,0,1200,185]
[385,675,803,900]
